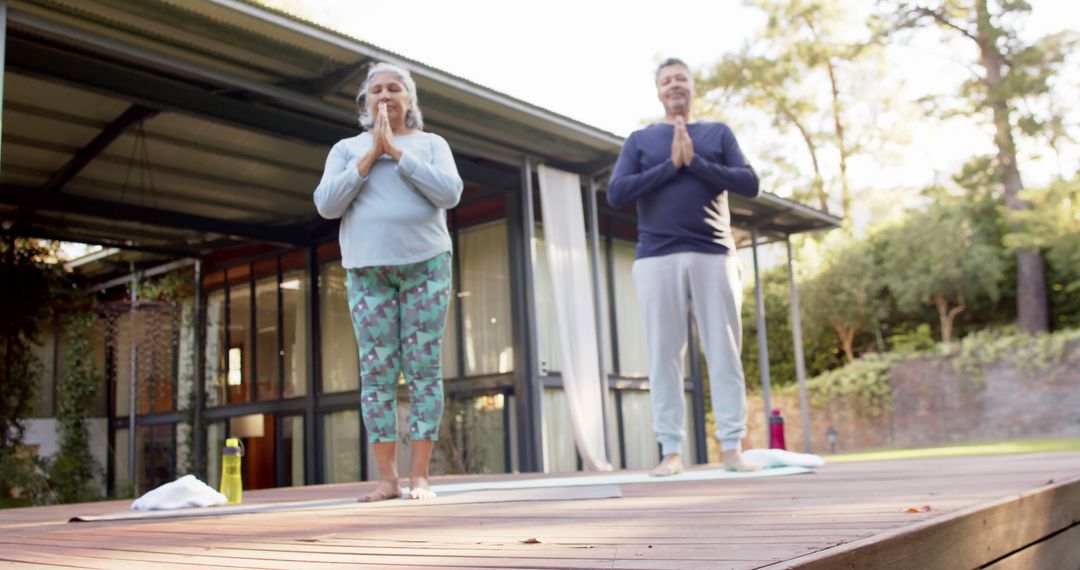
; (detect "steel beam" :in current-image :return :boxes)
[5,36,354,145]
[0,184,312,245]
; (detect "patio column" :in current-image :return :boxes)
[192,259,205,478]
[687,319,707,463]
[584,178,612,460]
[0,0,6,165]
[786,238,812,453]
[509,156,543,472]
[305,244,320,483]
[750,228,773,446]
[128,266,139,487]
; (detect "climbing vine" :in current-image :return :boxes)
[797,353,900,418]
[777,326,1080,420]
[50,311,103,503]
[949,326,1079,384]
[136,271,202,477]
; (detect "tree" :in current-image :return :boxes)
[741,262,844,390]
[0,238,59,449]
[880,0,1078,333]
[800,235,889,361]
[880,200,1006,342]
[697,0,892,219]
[701,48,830,212]
[0,238,60,507]
[1005,176,1080,328]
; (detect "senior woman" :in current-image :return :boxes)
[314,62,462,502]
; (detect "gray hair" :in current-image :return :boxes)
[655,57,693,86]
[355,62,424,130]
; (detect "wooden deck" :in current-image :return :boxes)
[1,451,1078,569]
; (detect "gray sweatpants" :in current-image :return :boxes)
[632,251,748,455]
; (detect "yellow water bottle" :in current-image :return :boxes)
[220,437,244,504]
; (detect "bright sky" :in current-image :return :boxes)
[272,0,1078,216]
[66,1,1080,264]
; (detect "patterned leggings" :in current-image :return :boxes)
[346,252,451,443]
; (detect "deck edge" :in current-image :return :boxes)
[764,473,1080,570]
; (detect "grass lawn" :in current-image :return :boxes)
[825,437,1080,463]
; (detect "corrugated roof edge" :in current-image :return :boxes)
[214,2,841,230]
[212,0,625,147]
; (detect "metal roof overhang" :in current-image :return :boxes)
[0,0,839,272]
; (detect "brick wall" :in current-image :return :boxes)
[744,340,1080,454]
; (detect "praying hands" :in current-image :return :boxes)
[671,116,694,168]
[357,102,403,176]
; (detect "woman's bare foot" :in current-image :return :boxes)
[722,450,760,472]
[649,453,684,477]
[408,475,437,500]
[359,479,401,503]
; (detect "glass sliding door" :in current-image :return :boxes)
[254,273,280,401]
[281,415,305,486]
[281,270,309,398]
[322,410,361,483]
[227,266,252,404]
[319,264,359,393]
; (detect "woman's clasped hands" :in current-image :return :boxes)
[357,102,403,176]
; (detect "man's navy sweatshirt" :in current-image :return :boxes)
[607,122,760,259]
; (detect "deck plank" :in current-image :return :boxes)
[1,452,1078,569]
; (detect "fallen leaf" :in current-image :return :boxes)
[521,538,541,544]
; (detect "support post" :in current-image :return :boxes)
[128,265,139,489]
[192,259,205,477]
[305,245,319,483]
[687,318,707,464]
[750,228,773,446]
[509,156,543,472]
[786,238,812,453]
[0,0,7,167]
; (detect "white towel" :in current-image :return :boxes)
[742,448,825,469]
[131,474,228,511]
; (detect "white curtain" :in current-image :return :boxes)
[535,165,612,471]
[459,221,513,376]
[282,270,309,398]
[318,264,359,393]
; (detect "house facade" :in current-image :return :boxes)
[3,0,839,495]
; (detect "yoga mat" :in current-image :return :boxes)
[69,484,622,523]
[70,464,810,523]
[425,465,813,495]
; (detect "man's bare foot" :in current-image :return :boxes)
[408,475,437,500]
[649,453,684,477]
[359,479,401,503]
[722,449,760,472]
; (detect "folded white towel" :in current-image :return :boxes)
[131,474,228,511]
[742,448,825,469]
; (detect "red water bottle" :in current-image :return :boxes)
[769,409,787,450]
